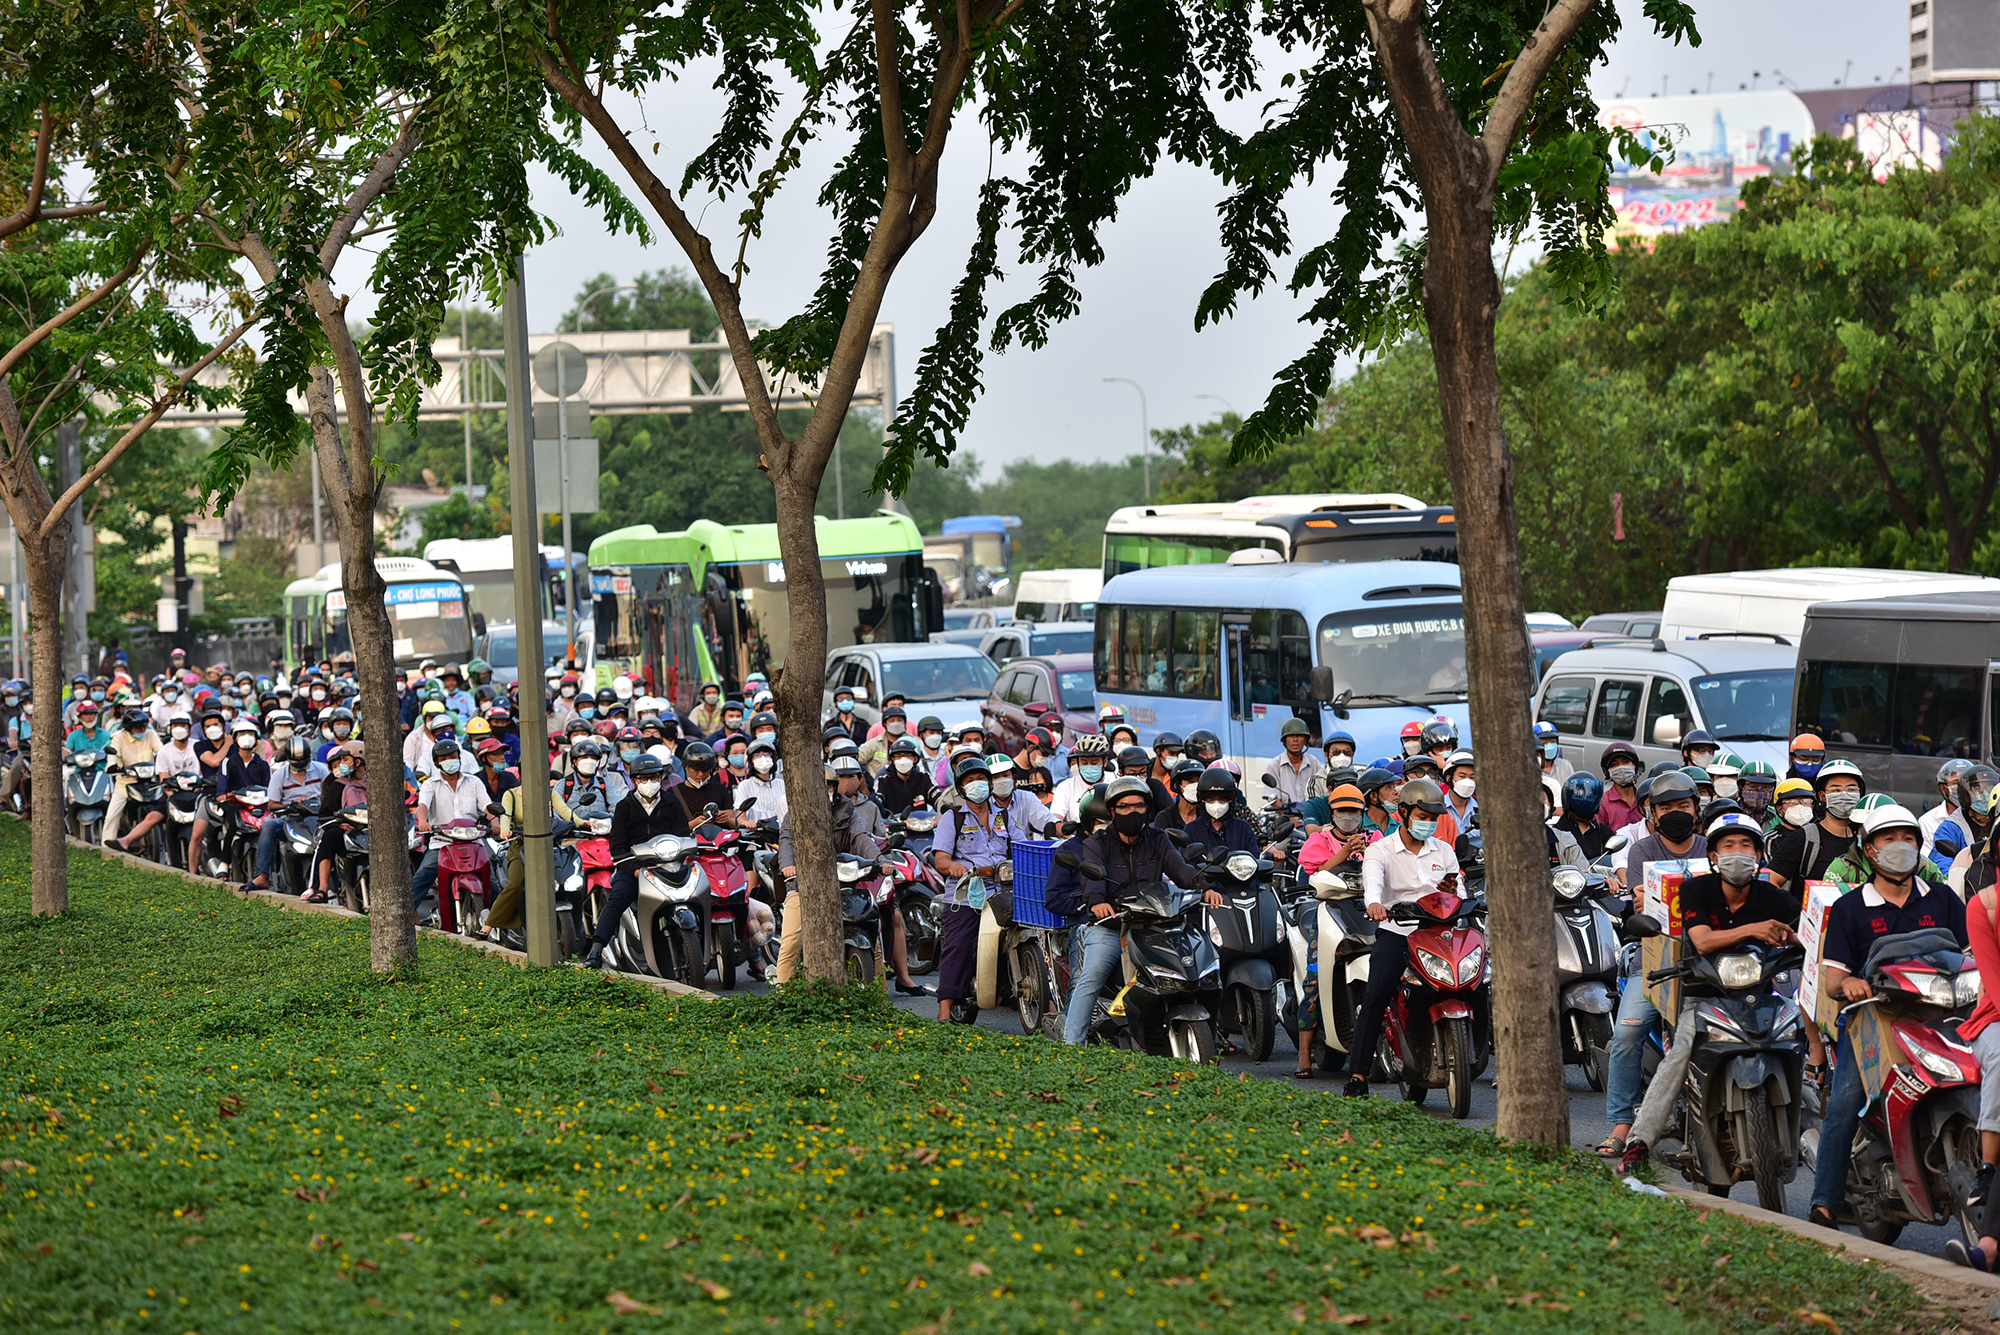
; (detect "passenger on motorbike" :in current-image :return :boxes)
[194,720,269,875]
[1537,721,1573,785]
[1809,803,1970,1232]
[734,738,788,822]
[308,743,370,903]
[931,755,1030,1019]
[1619,814,1800,1172]
[772,760,890,985]
[877,737,937,815]
[559,737,622,821]
[1268,718,1322,808]
[1358,766,1403,838]
[1185,769,1263,856]
[669,741,739,829]
[1022,726,1068,783]
[411,740,491,924]
[1436,750,1477,846]
[582,754,693,970]
[107,708,169,852]
[1597,742,1644,832]
[1769,759,1864,894]
[986,753,1057,837]
[1299,783,1375,872]
[709,700,747,745]
[1052,734,1112,825]
[1345,777,1461,1099]
[1942,765,1998,895]
[313,707,356,764]
[476,738,516,803]
[244,736,325,892]
[1154,758,1206,833]
[857,704,906,775]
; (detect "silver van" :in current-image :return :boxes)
[1533,639,1797,777]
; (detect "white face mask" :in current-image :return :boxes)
[1180,784,1198,804]
[1782,803,1814,828]
[992,777,1015,800]
[1331,810,1362,833]
[1711,778,1739,799]
[170,725,190,740]
[752,755,775,775]
[922,733,942,750]
[893,756,915,774]
[574,757,599,775]
[205,725,225,741]
[1452,778,1475,799]
[271,726,292,741]
[636,779,662,799]
[1204,799,1230,819]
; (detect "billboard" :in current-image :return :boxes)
[1598,91,1818,240]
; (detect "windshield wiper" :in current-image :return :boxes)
[1421,688,1468,699]
[1332,691,1432,712]
[1714,732,1788,742]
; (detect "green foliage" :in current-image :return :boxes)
[559,270,718,335]
[979,454,1171,571]
[205,531,295,624]
[411,492,510,549]
[0,825,1933,1334]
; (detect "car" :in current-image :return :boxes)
[1534,639,1798,777]
[475,620,582,686]
[1577,610,1662,640]
[1530,629,1597,681]
[823,642,1001,735]
[940,606,1005,632]
[977,620,1096,666]
[981,652,1100,756]
[1011,569,1100,623]
[1525,611,1574,631]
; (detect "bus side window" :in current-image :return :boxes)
[1094,607,1122,691]
[1278,612,1311,703]
[1172,610,1219,699]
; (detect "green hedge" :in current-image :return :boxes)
[0,826,1928,1333]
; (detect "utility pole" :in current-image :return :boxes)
[172,520,191,638]
[1102,376,1151,500]
[556,342,578,666]
[504,260,557,967]
[310,449,324,569]
[462,307,475,495]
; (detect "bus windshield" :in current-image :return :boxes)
[1292,533,1459,565]
[382,581,471,661]
[1316,604,1467,705]
[1103,532,1282,578]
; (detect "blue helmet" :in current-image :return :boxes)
[1324,729,1356,749]
[1533,721,1558,742]
[1561,772,1603,820]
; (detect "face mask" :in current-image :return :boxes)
[1607,765,1636,786]
[1328,750,1354,767]
[1823,790,1860,818]
[755,730,776,742]
[1706,778,1737,799]
[885,719,905,735]
[724,715,743,729]
[91,690,106,702]
[237,737,255,749]
[1793,760,1822,781]
[1402,740,1421,757]
[837,699,854,713]
[1380,787,1401,809]
[1200,799,1229,819]
[440,758,461,775]
[1656,810,1697,842]
[1688,750,1717,769]
[579,707,596,720]
[1782,803,1814,827]
[575,757,599,775]
[1738,786,1771,814]
[1406,817,1438,841]
[622,748,643,765]
[561,686,578,698]
[1113,809,1149,836]
[1452,778,1475,800]
[1873,841,1921,877]
[636,779,662,799]
[333,724,352,739]
[728,754,747,771]
[962,781,990,804]
[922,733,942,750]
[205,725,224,741]
[992,777,1015,800]
[1716,852,1760,885]
[1542,742,1559,760]
[311,689,327,702]
[752,755,775,775]
[702,694,718,707]
[1975,789,1996,816]
[893,756,915,774]
[1180,784,1198,804]
[1332,811,1363,834]
[334,763,354,779]
[162,690,179,702]
[1077,764,1103,784]
[170,726,190,740]
[271,726,293,741]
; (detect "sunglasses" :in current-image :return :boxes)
[1023,784,1051,795]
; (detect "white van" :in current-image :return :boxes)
[1012,568,1102,623]
[1659,567,2000,643]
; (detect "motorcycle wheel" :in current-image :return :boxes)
[1442,1018,1474,1119]
[1395,1046,1428,1107]
[1581,1013,1612,1093]
[845,945,878,985]
[904,904,939,975]
[347,870,370,916]
[458,888,484,938]
[1945,1118,1984,1246]
[1742,1088,1787,1214]
[1014,940,1049,1035]
[714,922,738,992]
[1167,1018,1218,1065]
[557,911,579,962]
[1238,986,1277,1065]
[1857,1217,1903,1246]
[675,930,702,987]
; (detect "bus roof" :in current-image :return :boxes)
[1100,560,1462,609]
[1104,493,1427,531]
[284,556,461,598]
[424,536,566,574]
[940,514,1022,534]
[588,512,923,572]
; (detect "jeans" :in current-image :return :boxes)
[411,849,441,920]
[255,819,285,879]
[1346,932,1411,1081]
[1811,1031,1866,1214]
[1606,979,1661,1127]
[1630,998,1700,1148]
[590,867,641,948]
[1063,918,1124,1045]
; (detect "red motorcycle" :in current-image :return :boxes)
[434,816,497,937]
[1381,883,1489,1119]
[689,803,756,989]
[221,790,273,884]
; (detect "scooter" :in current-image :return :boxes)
[1053,848,1221,1062]
[218,790,272,883]
[269,797,321,896]
[1552,840,1627,1091]
[613,831,714,984]
[117,761,165,862]
[1380,884,1489,1119]
[1813,928,1983,1245]
[839,854,892,983]
[62,748,113,844]
[330,803,375,913]
[688,797,759,988]
[1200,844,1289,1062]
[1638,928,1809,1214]
[161,771,207,871]
[1287,859,1376,1074]
[890,808,944,975]
[434,816,496,936]
[558,815,615,960]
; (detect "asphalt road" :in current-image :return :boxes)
[724,968,1959,1263]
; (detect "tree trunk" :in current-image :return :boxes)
[25,523,68,914]
[770,467,842,982]
[306,373,417,970]
[1424,197,1568,1148]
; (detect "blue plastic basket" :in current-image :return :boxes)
[1010,838,1063,930]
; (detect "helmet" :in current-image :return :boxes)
[1402,754,1442,781]
[1184,729,1222,762]
[1357,766,1400,799]
[1195,768,1239,803]
[230,717,260,736]
[1400,721,1424,741]
[596,687,617,707]
[1738,759,1778,785]
[1858,803,1922,842]
[1679,727,1717,756]
[1115,745,1151,774]
[327,705,356,728]
[1680,765,1710,788]
[76,698,100,716]
[1600,742,1639,771]
[1957,765,1998,821]
[265,708,296,729]
[464,716,492,739]
[1169,758,1206,787]
[1419,718,1458,752]
[284,735,314,767]
[1152,731,1183,752]
[1325,782,1364,812]
[1102,774,1152,808]
[1647,771,1698,807]
[1705,812,1766,851]
[830,755,863,777]
[1397,777,1448,816]
[1532,721,1558,744]
[1774,777,1815,802]
[916,715,945,735]
[1789,733,1826,777]
[986,753,1017,777]
[880,703,906,721]
[1442,749,1474,774]
[1706,752,1744,779]
[572,736,611,761]
[1079,783,1111,831]
[1279,718,1311,740]
[431,738,462,762]
[1071,733,1112,758]
[1937,757,1975,788]
[1097,703,1126,723]
[489,704,513,726]
[1025,727,1058,752]
[953,754,992,786]
[1814,759,1865,792]
[822,723,848,743]
[122,707,146,731]
[628,753,666,779]
[610,675,633,701]
[475,738,508,760]
[681,740,716,771]
[1322,728,1355,751]
[887,736,920,757]
[1854,793,1897,814]
[564,715,593,737]
[1561,773,1603,820]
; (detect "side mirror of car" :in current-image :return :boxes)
[1308,665,1337,703]
[472,611,488,638]
[1651,714,1683,748]
[1025,701,1051,717]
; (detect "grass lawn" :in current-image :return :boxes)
[0,822,1943,1334]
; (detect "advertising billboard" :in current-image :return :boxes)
[1597,91,1818,241]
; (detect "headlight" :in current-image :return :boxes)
[290,835,313,852]
[904,814,937,832]
[1909,971,1958,1007]
[1910,1047,1966,1083]
[347,808,370,827]
[1225,853,1258,882]
[1716,954,1762,990]
[449,825,482,841]
[1456,945,1485,985]
[1552,868,1586,899]
[837,862,867,883]
[1956,970,1983,1006]
[1415,948,1455,987]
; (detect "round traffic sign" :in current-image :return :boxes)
[532,341,588,398]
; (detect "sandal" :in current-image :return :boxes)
[1807,1205,1839,1231]
[1804,1062,1827,1090]
[1291,1067,1315,1080]
[1593,1135,1626,1159]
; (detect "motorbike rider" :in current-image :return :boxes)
[550,672,585,732]
[1768,758,1864,894]
[986,753,1056,837]
[1358,766,1403,838]
[1184,729,1223,768]
[476,738,517,803]
[931,723,987,787]
[1923,758,1975,872]
[411,738,491,924]
[876,736,937,815]
[1555,773,1612,860]
[708,699,746,745]
[1268,718,1322,807]
[1185,768,1262,855]
[1112,744,1168,815]
[931,755,1027,1020]
[686,682,725,737]
[823,685,867,746]
[1809,803,1970,1232]
[1436,750,1476,846]
[912,715,949,772]
[1050,785,1114,1043]
[245,735,326,892]
[1298,782,1375,873]
[1536,721,1573,784]
[437,664,475,720]
[559,736,621,821]
[1618,814,1800,1172]
[771,760,892,985]
[733,737,788,822]
[668,740,739,829]
[857,703,907,775]
[1023,726,1069,782]
[1418,718,1458,771]
[1066,775,1220,1040]
[308,742,370,903]
[404,701,454,774]
[1597,743,1644,832]
[194,719,269,875]
[1677,727,1721,772]
[1787,732,1827,783]
[1735,759,1779,830]
[1154,758,1206,832]
[1147,732,1185,787]
[1943,766,2000,896]
[583,754,693,970]
[1051,734,1111,825]
[107,707,169,853]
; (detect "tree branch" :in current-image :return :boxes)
[1477,0,1599,187]
[0,105,56,243]
[0,247,148,385]
[1850,394,1926,538]
[318,118,422,271]
[1360,0,1475,204]
[873,0,913,179]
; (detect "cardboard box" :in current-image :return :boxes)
[1641,934,1689,1017]
[1795,879,1846,1037]
[1639,859,1710,934]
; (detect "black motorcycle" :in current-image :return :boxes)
[1197,842,1289,1062]
[1053,848,1221,1062]
[268,797,321,896]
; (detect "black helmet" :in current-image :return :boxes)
[887,736,921,757]
[953,754,992,786]
[1562,773,1603,820]
[326,706,355,730]
[1646,771,1698,807]
[1958,765,1998,825]
[431,738,462,761]
[1115,744,1151,774]
[1184,729,1222,763]
[572,735,611,761]
[1169,757,1206,787]
[1679,728,1717,761]
[749,711,778,734]
[628,753,666,779]
[1419,718,1458,753]
[1152,731,1183,752]
[123,707,149,732]
[596,687,618,706]
[1398,776,1448,816]
[681,740,716,771]
[285,735,314,767]
[1102,774,1152,808]
[1079,782,1111,831]
[1357,765,1400,799]
[822,723,848,743]
[1195,768,1238,803]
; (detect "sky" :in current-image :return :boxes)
[359,1,1914,476]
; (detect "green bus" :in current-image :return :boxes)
[590,513,935,712]
[282,557,474,674]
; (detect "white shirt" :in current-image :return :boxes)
[416,772,491,849]
[1051,772,1098,824]
[734,773,788,824]
[1360,831,1462,936]
[1540,756,1575,785]
[1608,817,1651,875]
[157,738,201,781]
[1920,801,1955,860]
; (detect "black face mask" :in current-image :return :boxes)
[1656,810,1697,842]
[1113,809,1149,836]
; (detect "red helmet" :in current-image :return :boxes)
[1026,726,1057,751]
[1400,721,1424,739]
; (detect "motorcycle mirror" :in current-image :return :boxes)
[1165,828,1189,846]
[1260,771,1277,788]
[1270,820,1295,841]
[738,795,758,811]
[485,803,505,817]
[1053,849,1082,871]
[885,833,906,850]
[702,803,718,819]
[1257,859,1273,874]
[1623,914,1663,940]
[1079,861,1107,882]
[1184,842,1208,863]
[1603,833,1630,853]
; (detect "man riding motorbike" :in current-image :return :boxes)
[773,761,889,984]
[584,754,692,970]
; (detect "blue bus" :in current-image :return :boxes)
[1091,558,1471,785]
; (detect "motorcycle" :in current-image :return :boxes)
[556,815,615,961]
[218,790,273,883]
[1814,928,1983,1245]
[688,797,760,988]
[62,748,113,844]
[890,808,944,975]
[1638,928,1809,1213]
[1552,835,1630,1091]
[268,798,321,896]
[161,771,208,871]
[118,761,165,861]
[612,830,713,984]
[1380,885,1489,1119]
[1286,859,1376,1074]
[840,853,892,983]
[1199,843,1290,1062]
[434,816,497,937]
[1053,848,1221,1062]
[330,803,376,913]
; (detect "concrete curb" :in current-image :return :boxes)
[61,827,715,1001]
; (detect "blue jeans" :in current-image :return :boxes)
[411,849,440,920]
[255,819,285,879]
[1063,919,1124,1045]
[1812,1031,1866,1214]
[1606,977,1660,1127]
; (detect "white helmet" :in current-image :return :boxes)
[1857,803,1922,841]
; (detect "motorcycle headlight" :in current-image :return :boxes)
[290,835,314,853]
[1225,853,1258,882]
[1552,868,1586,899]
[1415,948,1455,987]
[1456,944,1484,985]
[1910,1047,1966,1083]
[347,808,370,827]
[903,813,937,833]
[1906,971,1958,1007]
[1956,970,1983,1006]
[837,862,867,883]
[1716,954,1762,990]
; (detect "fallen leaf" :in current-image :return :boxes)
[905,1275,925,1291]
[1320,1301,1371,1325]
[1427,1157,1448,1166]
[1537,1303,1572,1312]
[1441,1264,1462,1276]
[0,1161,29,1171]
[845,1073,864,1084]
[490,1294,506,1306]
[397,1233,417,1242]
[218,1094,245,1119]
[604,1291,661,1316]
[1794,1313,1841,1334]
[966,1261,992,1277]
[1291,1303,1308,1322]
[354,1259,379,1273]
[665,1068,687,1077]
[474,1218,494,1226]
[684,1274,730,1301]
[724,1131,748,1144]
[1333,1130,1355,1145]
[1207,1292,1234,1307]
[672,1191,692,1209]
[1713,1254,1732,1269]
[646,1080,664,1094]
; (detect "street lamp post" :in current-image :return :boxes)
[1194,392,1235,418]
[1102,376,1150,500]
